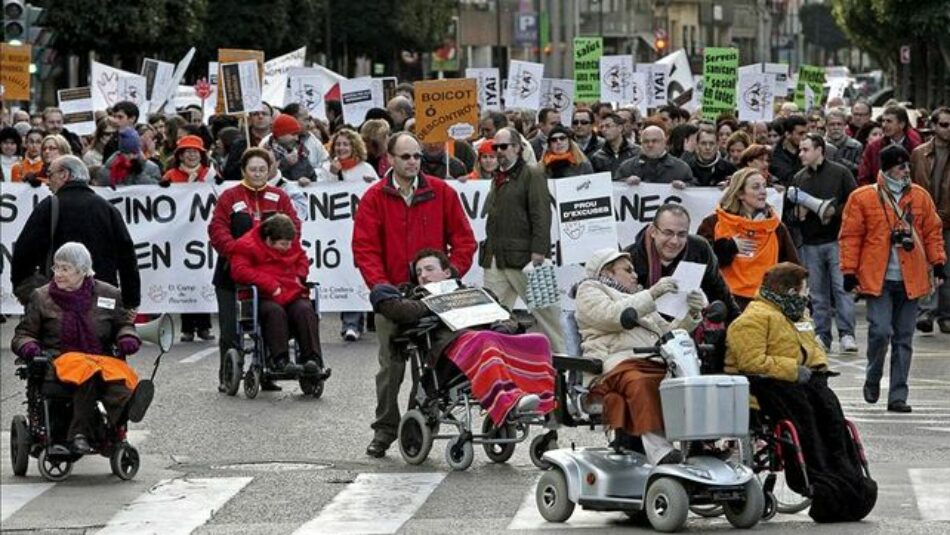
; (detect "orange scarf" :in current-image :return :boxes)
[542,151,576,167]
[713,206,780,298]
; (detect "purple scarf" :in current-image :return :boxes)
[48,277,102,354]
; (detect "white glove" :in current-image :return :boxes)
[649,277,678,300]
[686,289,707,312]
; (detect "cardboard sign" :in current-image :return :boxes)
[573,37,602,102]
[57,87,95,136]
[141,58,174,107]
[737,72,774,122]
[221,60,263,115]
[216,49,264,114]
[414,78,478,143]
[263,46,306,107]
[554,172,618,265]
[506,60,544,110]
[0,43,31,101]
[541,78,575,126]
[599,55,635,105]
[465,67,500,111]
[339,77,377,126]
[794,65,825,110]
[702,47,739,120]
[288,74,327,121]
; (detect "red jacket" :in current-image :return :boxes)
[856,129,922,186]
[162,165,215,183]
[352,172,477,288]
[229,226,310,306]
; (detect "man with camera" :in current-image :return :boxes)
[840,145,946,413]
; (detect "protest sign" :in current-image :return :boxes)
[288,74,327,121]
[0,43,31,101]
[701,47,739,120]
[737,72,774,122]
[160,47,196,114]
[220,60,263,115]
[379,77,398,104]
[90,61,141,112]
[423,288,510,331]
[215,49,264,113]
[57,87,95,136]
[263,46,306,107]
[599,55,635,104]
[339,78,377,126]
[414,78,478,143]
[553,173,618,265]
[763,63,789,95]
[541,79,575,126]
[794,65,825,110]
[656,49,694,107]
[117,74,149,116]
[141,58,174,107]
[465,67,500,111]
[573,37,602,102]
[641,63,670,107]
[506,60,544,110]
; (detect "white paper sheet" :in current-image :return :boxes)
[655,261,707,320]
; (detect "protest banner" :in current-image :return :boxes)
[599,55,635,105]
[737,72,774,122]
[262,46,306,107]
[656,49,694,107]
[465,67,500,111]
[701,47,739,120]
[541,78,575,126]
[553,173,618,265]
[506,60,543,110]
[141,58,174,109]
[2,183,780,314]
[215,49,264,114]
[414,78,478,143]
[0,43,31,101]
[339,77,377,126]
[573,37,602,102]
[288,73,327,122]
[117,74,149,115]
[636,63,670,107]
[794,65,826,110]
[90,61,142,112]
[57,87,95,136]
[220,60,263,115]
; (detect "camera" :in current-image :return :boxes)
[891,228,915,251]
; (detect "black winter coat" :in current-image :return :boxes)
[590,140,641,179]
[685,153,737,187]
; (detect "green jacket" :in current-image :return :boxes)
[479,160,552,269]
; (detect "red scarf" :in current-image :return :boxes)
[109,154,142,187]
[338,157,358,171]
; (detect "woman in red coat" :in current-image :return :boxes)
[229,213,323,375]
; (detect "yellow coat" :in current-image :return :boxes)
[725,296,829,382]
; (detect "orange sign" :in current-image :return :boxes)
[0,43,32,101]
[414,78,478,144]
[216,49,264,114]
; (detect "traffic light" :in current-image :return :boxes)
[655,37,668,54]
[3,0,26,43]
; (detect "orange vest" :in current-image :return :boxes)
[713,206,781,298]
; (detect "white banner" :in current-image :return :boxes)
[465,67,500,111]
[117,74,149,116]
[656,49,694,108]
[161,47,196,114]
[90,61,140,112]
[2,182,782,314]
[638,62,670,107]
[541,79,575,127]
[506,60,543,110]
[340,78,378,126]
[263,46,306,107]
[288,75,328,122]
[600,55,635,104]
[554,173,618,265]
[737,72,775,122]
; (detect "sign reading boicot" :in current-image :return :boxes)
[414,79,479,144]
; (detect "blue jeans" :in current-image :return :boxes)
[799,242,855,346]
[918,229,950,320]
[865,280,918,404]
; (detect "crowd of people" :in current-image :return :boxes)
[4,78,948,476]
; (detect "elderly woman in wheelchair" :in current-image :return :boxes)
[370,248,556,470]
[573,248,708,466]
[226,213,328,396]
[725,262,876,523]
[11,242,150,480]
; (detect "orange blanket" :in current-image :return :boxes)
[53,352,139,390]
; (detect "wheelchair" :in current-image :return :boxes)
[10,355,141,482]
[391,315,550,471]
[221,283,331,399]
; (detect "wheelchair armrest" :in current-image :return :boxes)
[553,354,603,375]
[397,315,442,339]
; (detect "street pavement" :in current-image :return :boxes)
[1,303,949,534]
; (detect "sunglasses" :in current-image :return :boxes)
[492,143,512,152]
[572,120,591,126]
[939,122,950,128]
[549,135,569,142]
[395,152,423,161]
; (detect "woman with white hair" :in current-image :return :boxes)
[12,242,149,455]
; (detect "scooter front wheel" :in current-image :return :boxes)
[724,477,765,529]
[536,468,575,523]
[646,477,689,533]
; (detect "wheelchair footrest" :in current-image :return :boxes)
[553,355,603,375]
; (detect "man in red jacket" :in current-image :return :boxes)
[857,104,922,186]
[353,132,477,457]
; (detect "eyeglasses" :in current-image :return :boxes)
[572,119,591,126]
[549,135,568,143]
[395,153,423,161]
[492,143,511,152]
[938,122,950,128]
[655,226,689,240]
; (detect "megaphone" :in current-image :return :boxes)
[136,313,174,353]
[786,187,835,225]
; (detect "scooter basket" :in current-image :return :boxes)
[659,375,750,441]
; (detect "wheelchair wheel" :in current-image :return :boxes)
[299,377,324,399]
[223,349,242,397]
[444,434,474,471]
[244,367,261,399]
[10,415,30,476]
[37,449,73,482]
[398,409,434,465]
[110,443,140,481]
[758,470,811,514]
[645,477,689,533]
[529,431,558,470]
[536,467,575,523]
[481,418,516,464]
[723,477,765,529]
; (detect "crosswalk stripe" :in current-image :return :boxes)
[294,473,444,534]
[180,347,219,363]
[909,468,950,521]
[96,477,252,535]
[1,483,55,522]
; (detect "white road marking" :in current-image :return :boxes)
[180,347,219,364]
[909,468,950,521]
[918,427,950,433]
[294,473,444,534]
[1,483,55,522]
[96,477,252,535]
